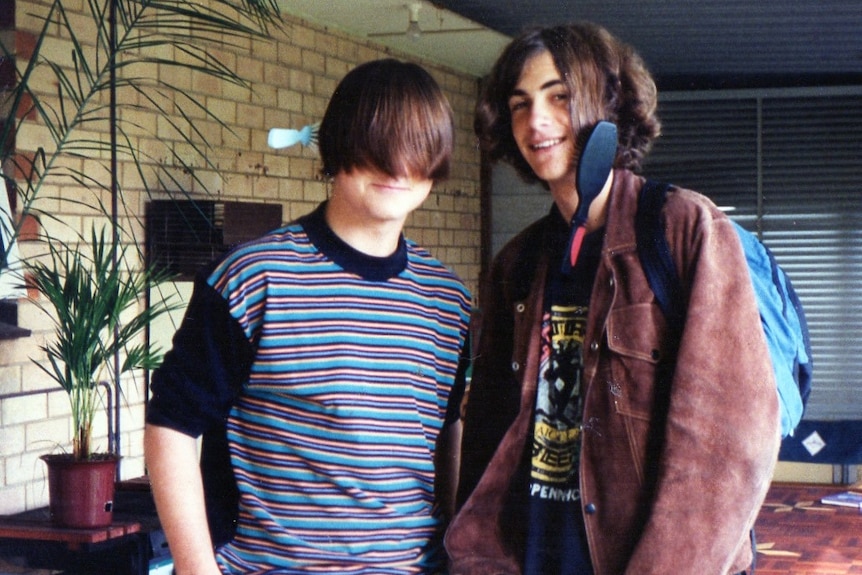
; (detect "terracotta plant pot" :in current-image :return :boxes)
[41,453,120,528]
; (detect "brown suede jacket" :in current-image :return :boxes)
[446,170,780,575]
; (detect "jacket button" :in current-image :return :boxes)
[515,303,525,313]
[511,361,520,372]
[609,276,615,287]
[590,341,599,352]
[584,503,597,514]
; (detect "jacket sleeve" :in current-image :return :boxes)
[455,245,523,509]
[625,203,780,574]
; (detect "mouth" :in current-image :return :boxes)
[530,137,565,151]
[372,182,412,194]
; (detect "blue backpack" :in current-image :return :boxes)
[636,180,813,438]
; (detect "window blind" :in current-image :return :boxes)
[644,87,862,424]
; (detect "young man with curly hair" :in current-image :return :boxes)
[446,22,779,575]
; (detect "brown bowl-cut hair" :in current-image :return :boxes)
[476,22,661,184]
[319,58,454,181]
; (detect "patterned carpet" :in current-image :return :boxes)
[2,482,860,574]
[755,482,862,575]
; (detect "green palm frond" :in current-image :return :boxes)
[0,0,280,458]
[1,0,282,260]
[28,226,182,459]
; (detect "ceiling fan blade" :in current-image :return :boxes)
[368,27,482,38]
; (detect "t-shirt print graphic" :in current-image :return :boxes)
[531,305,586,495]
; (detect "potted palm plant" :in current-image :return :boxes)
[0,0,281,525]
[27,226,179,527]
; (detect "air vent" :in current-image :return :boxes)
[147,200,283,280]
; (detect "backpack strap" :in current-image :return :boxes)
[636,180,684,328]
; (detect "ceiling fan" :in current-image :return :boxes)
[368,2,483,42]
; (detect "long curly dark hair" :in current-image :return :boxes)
[475,22,661,184]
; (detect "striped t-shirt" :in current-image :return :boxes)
[150,202,471,574]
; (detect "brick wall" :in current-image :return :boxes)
[0,1,482,515]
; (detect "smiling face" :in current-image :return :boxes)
[332,165,434,228]
[316,59,453,256]
[508,50,577,195]
[323,164,434,257]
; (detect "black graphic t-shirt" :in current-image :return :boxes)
[523,212,602,575]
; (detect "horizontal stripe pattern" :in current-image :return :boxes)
[208,223,470,574]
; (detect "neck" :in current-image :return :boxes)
[551,170,614,232]
[324,198,403,257]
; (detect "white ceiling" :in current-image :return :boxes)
[276,0,510,77]
[278,0,862,88]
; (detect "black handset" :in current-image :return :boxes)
[562,121,617,273]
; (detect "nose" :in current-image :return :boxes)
[528,99,553,130]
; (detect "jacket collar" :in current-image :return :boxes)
[601,169,643,255]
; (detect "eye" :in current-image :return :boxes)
[508,98,528,113]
